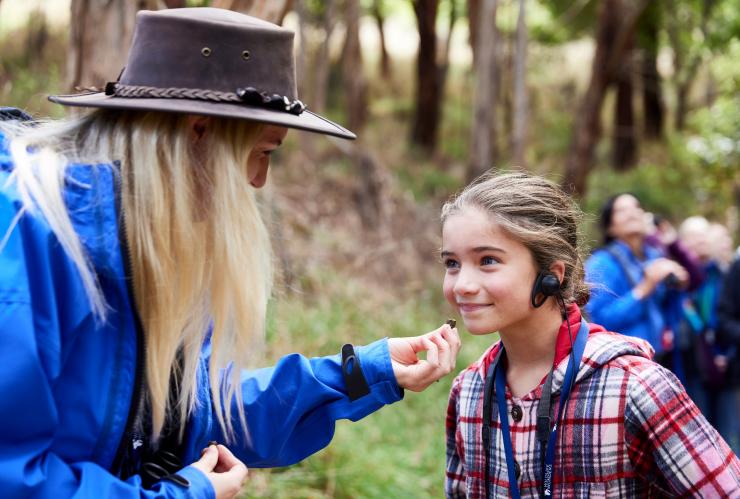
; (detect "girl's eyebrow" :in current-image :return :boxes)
[473,246,506,254]
[440,246,506,257]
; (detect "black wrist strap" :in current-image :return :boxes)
[341,344,371,401]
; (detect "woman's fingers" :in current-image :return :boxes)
[191,444,218,474]
[389,322,462,392]
[214,444,247,474]
[423,333,441,367]
[190,444,249,498]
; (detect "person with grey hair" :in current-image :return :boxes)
[0,8,461,498]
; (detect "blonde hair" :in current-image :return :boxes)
[441,171,590,306]
[1,109,272,442]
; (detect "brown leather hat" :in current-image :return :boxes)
[49,8,355,140]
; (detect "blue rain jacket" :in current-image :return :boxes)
[0,133,402,498]
[585,240,672,352]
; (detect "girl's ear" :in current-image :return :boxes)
[548,261,566,286]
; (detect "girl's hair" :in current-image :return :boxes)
[2,109,271,443]
[441,171,590,306]
[599,192,640,245]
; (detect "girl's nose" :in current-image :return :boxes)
[454,268,479,296]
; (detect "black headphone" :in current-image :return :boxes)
[530,271,562,308]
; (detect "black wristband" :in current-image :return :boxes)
[341,344,371,401]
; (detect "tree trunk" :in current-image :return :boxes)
[312,0,338,114]
[637,0,663,139]
[511,0,527,167]
[372,0,391,79]
[468,0,498,181]
[211,0,293,24]
[342,0,368,132]
[612,36,637,171]
[410,0,441,152]
[68,0,158,92]
[563,0,648,196]
[438,0,459,97]
[467,0,480,66]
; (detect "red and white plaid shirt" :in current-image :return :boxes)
[445,306,740,498]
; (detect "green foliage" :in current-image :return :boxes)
[0,11,67,117]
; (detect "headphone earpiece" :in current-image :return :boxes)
[531,271,561,308]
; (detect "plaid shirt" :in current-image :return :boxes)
[445,307,740,498]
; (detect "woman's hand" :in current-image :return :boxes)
[634,258,689,299]
[190,444,248,499]
[388,322,461,392]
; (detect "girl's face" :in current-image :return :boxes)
[441,206,539,336]
[608,194,646,241]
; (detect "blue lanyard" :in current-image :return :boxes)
[494,320,589,498]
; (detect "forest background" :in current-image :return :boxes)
[0,0,737,497]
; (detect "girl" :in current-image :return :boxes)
[0,8,460,498]
[442,172,739,497]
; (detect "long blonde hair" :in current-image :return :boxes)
[2,109,272,442]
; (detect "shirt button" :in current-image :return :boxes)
[514,461,521,479]
[511,404,523,422]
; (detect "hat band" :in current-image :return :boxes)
[104,82,307,116]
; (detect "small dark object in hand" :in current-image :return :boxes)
[207,440,219,447]
[446,319,456,328]
[664,273,680,289]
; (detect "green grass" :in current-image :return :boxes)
[246,273,495,498]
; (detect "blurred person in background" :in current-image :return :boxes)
[644,212,705,290]
[680,216,738,453]
[585,193,689,377]
[718,248,740,455]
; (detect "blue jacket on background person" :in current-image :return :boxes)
[0,134,403,497]
[585,240,673,353]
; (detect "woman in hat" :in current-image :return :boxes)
[0,8,460,498]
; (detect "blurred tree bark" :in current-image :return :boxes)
[342,0,368,132]
[563,0,647,196]
[467,0,480,66]
[312,0,338,114]
[511,0,528,167]
[344,0,383,230]
[211,0,293,24]
[468,0,498,181]
[410,0,442,153]
[438,0,459,98]
[371,0,391,79]
[612,34,637,170]
[637,0,663,139]
[67,0,158,92]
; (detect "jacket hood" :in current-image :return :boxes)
[550,327,655,395]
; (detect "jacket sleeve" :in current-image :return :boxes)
[624,362,740,495]
[208,339,404,468]
[585,251,649,331]
[444,374,467,499]
[0,189,213,499]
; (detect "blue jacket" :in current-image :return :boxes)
[0,133,402,498]
[585,241,673,352]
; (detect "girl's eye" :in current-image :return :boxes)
[444,258,460,269]
[481,256,498,266]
